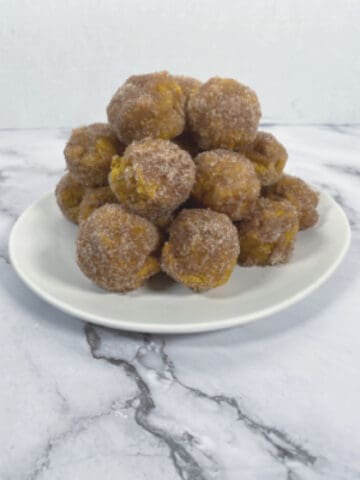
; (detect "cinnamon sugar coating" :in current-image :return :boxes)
[107,72,185,144]
[187,77,261,150]
[237,198,299,266]
[263,174,319,230]
[241,131,287,186]
[78,186,118,224]
[55,173,85,224]
[64,123,124,187]
[77,204,160,292]
[109,138,195,225]
[192,150,260,221]
[161,209,240,292]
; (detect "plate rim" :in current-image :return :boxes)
[9,191,351,334]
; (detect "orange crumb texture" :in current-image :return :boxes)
[53,71,319,293]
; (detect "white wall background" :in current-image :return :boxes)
[1,0,359,128]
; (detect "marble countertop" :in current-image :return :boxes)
[0,125,359,480]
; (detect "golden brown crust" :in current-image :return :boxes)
[77,204,160,292]
[161,209,240,292]
[64,123,124,187]
[188,77,261,150]
[192,150,260,221]
[107,71,185,144]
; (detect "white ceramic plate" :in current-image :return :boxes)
[9,192,350,334]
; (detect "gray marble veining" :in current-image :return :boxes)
[0,126,359,480]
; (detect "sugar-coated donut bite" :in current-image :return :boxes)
[55,70,320,295]
[263,174,319,230]
[188,77,261,150]
[107,72,185,144]
[241,132,287,186]
[161,209,240,292]
[64,123,123,187]
[55,173,85,224]
[192,150,260,221]
[78,186,118,224]
[109,138,195,225]
[237,198,299,266]
[77,204,160,292]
